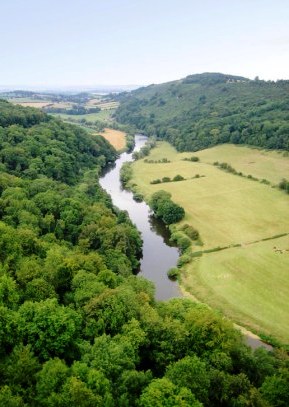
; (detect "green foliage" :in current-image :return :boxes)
[260,368,289,407]
[0,101,116,184]
[149,190,185,224]
[167,267,179,280]
[172,174,185,181]
[183,156,200,162]
[120,162,133,186]
[115,73,289,152]
[181,223,199,240]
[19,299,82,360]
[166,355,210,403]
[132,138,156,160]
[279,178,289,194]
[0,100,287,406]
[139,378,203,407]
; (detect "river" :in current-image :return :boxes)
[100,134,180,300]
[100,134,272,351]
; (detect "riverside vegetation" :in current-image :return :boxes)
[0,91,289,405]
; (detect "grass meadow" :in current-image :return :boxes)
[130,142,289,343]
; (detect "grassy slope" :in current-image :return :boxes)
[181,236,289,343]
[130,142,289,342]
[195,144,289,184]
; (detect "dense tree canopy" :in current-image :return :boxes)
[115,73,289,152]
[0,101,288,406]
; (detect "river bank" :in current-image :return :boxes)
[100,134,274,350]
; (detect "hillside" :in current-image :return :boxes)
[115,73,289,151]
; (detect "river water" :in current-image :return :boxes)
[100,134,272,351]
[100,134,180,300]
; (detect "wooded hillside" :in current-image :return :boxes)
[115,73,289,151]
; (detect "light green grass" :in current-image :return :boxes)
[130,142,289,342]
[131,142,289,249]
[191,144,289,184]
[182,235,289,343]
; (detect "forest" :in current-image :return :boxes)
[115,73,289,152]
[0,100,288,406]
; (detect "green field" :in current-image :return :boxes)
[130,142,289,343]
[194,144,289,184]
[50,109,114,122]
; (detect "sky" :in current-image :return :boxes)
[0,0,288,88]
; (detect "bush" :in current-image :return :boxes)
[167,267,179,280]
[150,179,161,184]
[172,174,185,182]
[133,192,144,202]
[279,178,289,193]
[177,253,191,266]
[183,156,199,162]
[149,190,185,224]
[181,224,199,240]
[170,232,191,253]
[120,162,133,186]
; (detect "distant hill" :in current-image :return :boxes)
[115,72,289,151]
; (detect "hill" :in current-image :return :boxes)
[115,73,289,151]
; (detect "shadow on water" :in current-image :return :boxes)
[149,215,176,247]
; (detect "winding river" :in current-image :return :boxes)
[100,134,272,351]
[100,134,180,300]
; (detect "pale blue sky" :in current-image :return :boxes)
[0,0,288,87]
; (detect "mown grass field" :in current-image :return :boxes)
[194,144,289,184]
[130,142,289,343]
[98,128,126,151]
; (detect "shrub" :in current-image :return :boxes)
[150,179,161,184]
[172,174,185,182]
[133,192,144,202]
[167,267,179,280]
[181,224,199,240]
[149,190,185,224]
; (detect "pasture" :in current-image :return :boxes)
[194,144,289,184]
[130,142,289,342]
